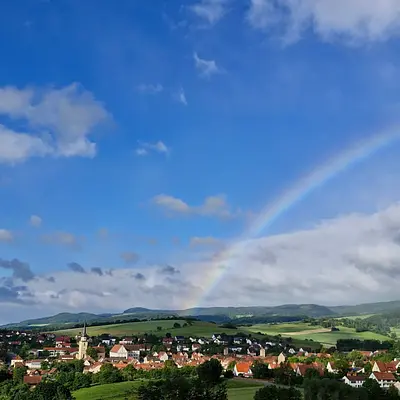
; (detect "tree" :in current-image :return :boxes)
[97,363,123,384]
[157,326,162,331]
[197,359,223,386]
[362,378,384,399]
[86,347,98,361]
[32,381,73,400]
[388,385,400,400]
[254,385,302,400]
[304,368,321,380]
[13,367,27,384]
[18,344,30,360]
[252,362,272,379]
[121,364,136,381]
[40,361,49,371]
[173,323,181,329]
[364,362,372,374]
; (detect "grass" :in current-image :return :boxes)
[73,380,263,400]
[53,319,264,339]
[246,322,389,346]
[73,381,140,400]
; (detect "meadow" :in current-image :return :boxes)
[53,319,243,337]
[73,380,264,400]
[246,322,389,346]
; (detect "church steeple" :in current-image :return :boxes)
[77,321,89,360]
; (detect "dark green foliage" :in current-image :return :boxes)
[304,378,369,400]
[31,381,73,400]
[196,359,223,385]
[95,363,123,384]
[254,385,302,400]
[137,378,227,400]
[252,361,273,379]
[273,364,302,386]
[13,366,27,384]
[86,346,98,360]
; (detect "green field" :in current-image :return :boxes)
[73,380,264,400]
[53,319,263,338]
[246,322,389,346]
[73,381,140,400]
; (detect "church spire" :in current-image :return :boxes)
[82,320,87,338]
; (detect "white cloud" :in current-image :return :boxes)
[137,83,163,94]
[193,53,221,77]
[136,141,170,156]
[174,88,187,106]
[29,215,42,228]
[190,0,229,25]
[152,194,235,218]
[0,83,109,164]
[247,0,400,44]
[7,202,400,320]
[0,229,13,242]
[190,236,223,248]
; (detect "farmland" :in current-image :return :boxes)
[246,322,389,346]
[53,319,244,337]
[53,318,391,348]
[73,380,264,400]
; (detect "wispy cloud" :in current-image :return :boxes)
[190,236,223,248]
[41,231,82,250]
[247,0,400,44]
[0,83,110,164]
[152,194,236,219]
[174,88,187,106]
[190,0,229,25]
[135,141,170,157]
[137,83,163,94]
[29,215,42,228]
[120,252,140,265]
[0,229,13,242]
[193,53,221,78]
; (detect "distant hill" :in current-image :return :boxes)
[330,300,400,316]
[4,299,400,329]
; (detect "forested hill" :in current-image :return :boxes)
[5,300,400,328]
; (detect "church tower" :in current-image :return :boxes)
[77,321,88,360]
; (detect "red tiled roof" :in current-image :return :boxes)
[345,375,366,382]
[24,375,42,385]
[235,362,252,374]
[372,372,396,381]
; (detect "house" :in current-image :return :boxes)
[342,375,366,388]
[92,346,106,358]
[158,352,170,362]
[278,352,286,364]
[296,364,324,377]
[23,375,42,387]
[175,336,185,342]
[43,347,76,357]
[234,362,253,377]
[120,337,134,345]
[101,337,117,346]
[192,344,201,352]
[233,337,243,345]
[109,344,140,360]
[162,338,174,346]
[326,361,338,374]
[372,361,399,373]
[11,355,24,367]
[369,372,397,388]
[25,360,43,369]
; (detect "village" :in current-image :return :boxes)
[2,322,400,397]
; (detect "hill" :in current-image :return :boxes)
[6,299,400,329]
[330,300,400,316]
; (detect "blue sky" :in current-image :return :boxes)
[2,0,400,322]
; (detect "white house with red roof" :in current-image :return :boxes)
[369,372,397,388]
[233,362,253,377]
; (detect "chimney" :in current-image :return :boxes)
[223,347,229,356]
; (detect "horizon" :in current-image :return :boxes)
[3,0,400,323]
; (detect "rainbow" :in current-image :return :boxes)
[189,127,400,309]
